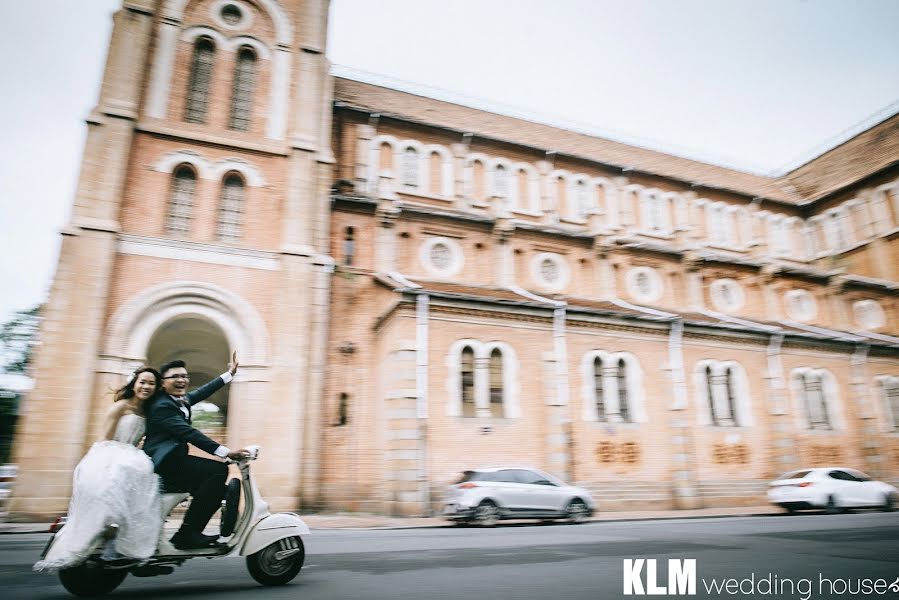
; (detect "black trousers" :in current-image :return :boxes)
[157,447,227,534]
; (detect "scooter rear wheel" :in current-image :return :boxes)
[59,564,127,597]
[246,536,305,586]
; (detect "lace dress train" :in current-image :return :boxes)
[34,414,162,571]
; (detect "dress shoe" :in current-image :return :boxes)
[170,530,220,549]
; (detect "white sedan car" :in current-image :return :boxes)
[768,467,898,514]
[442,466,596,526]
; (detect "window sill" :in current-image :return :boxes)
[589,420,643,428]
[635,230,675,241]
[703,242,749,253]
[511,209,544,218]
[399,190,454,203]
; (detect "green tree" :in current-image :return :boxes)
[0,305,40,374]
[0,305,40,462]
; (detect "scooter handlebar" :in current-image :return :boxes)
[223,445,261,464]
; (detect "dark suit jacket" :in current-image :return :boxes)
[143,376,226,470]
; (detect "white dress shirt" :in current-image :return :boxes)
[172,371,233,458]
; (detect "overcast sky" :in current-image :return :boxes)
[1,0,898,327]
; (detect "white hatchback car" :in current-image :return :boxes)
[768,467,898,514]
[442,467,597,526]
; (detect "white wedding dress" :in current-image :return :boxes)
[34,413,163,571]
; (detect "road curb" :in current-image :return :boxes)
[307,510,779,531]
[0,509,781,534]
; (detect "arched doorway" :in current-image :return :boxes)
[147,316,230,441]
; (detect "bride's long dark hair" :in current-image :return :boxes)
[114,367,161,408]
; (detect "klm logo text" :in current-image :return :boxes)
[624,558,696,595]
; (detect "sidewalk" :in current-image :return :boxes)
[0,505,779,534]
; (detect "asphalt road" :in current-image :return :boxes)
[2,512,898,599]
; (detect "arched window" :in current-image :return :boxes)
[593,357,605,421]
[402,147,419,188]
[336,393,348,426]
[166,165,196,234]
[830,211,849,250]
[725,367,738,425]
[489,348,504,417]
[646,196,665,232]
[881,377,899,431]
[493,164,509,198]
[575,180,591,219]
[217,173,245,241]
[582,351,646,424]
[617,358,630,422]
[705,365,717,426]
[229,46,257,131]
[343,226,355,266]
[697,361,751,427]
[185,37,215,124]
[800,372,831,430]
[461,346,475,418]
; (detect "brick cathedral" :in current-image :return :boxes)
[11,0,899,517]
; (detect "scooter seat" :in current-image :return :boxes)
[160,492,190,518]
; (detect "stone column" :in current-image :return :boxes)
[375,204,399,273]
[826,276,851,331]
[759,265,782,321]
[594,237,616,301]
[683,251,704,311]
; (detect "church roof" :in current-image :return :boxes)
[778,111,899,203]
[334,77,899,207]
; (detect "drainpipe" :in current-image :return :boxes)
[767,333,786,415]
[553,306,569,408]
[668,318,687,409]
[415,292,430,515]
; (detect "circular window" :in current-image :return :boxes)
[221,4,242,24]
[785,289,817,322]
[530,253,569,291]
[626,267,663,303]
[710,278,745,312]
[853,299,885,330]
[419,237,463,278]
[211,0,252,29]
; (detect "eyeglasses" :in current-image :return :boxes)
[162,374,190,380]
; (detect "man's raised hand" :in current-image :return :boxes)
[228,351,239,376]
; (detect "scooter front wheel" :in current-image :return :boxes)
[246,536,305,586]
[59,564,127,597]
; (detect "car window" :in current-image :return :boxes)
[490,470,521,483]
[509,470,543,485]
[828,470,852,481]
[454,471,486,484]
[777,470,812,480]
[845,469,871,482]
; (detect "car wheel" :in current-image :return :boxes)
[566,499,589,524]
[882,493,896,513]
[825,495,841,515]
[473,501,499,527]
[783,505,796,515]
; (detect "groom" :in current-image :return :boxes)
[144,351,249,549]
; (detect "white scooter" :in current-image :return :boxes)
[42,446,309,597]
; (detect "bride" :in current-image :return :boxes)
[35,367,164,571]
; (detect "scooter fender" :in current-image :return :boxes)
[240,513,310,556]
